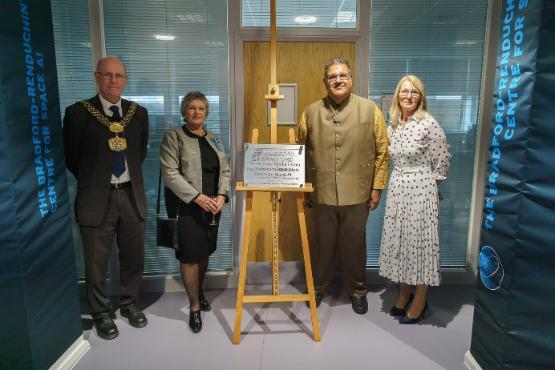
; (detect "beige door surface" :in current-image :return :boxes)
[243,41,356,261]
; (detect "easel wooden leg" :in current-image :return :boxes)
[296,193,321,341]
[271,191,280,295]
[232,191,253,344]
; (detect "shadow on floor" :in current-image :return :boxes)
[373,284,475,370]
[377,284,475,328]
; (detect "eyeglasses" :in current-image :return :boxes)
[325,73,351,83]
[95,72,127,81]
[399,89,420,98]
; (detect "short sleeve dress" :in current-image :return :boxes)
[378,114,450,286]
[173,127,221,263]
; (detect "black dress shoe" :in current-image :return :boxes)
[93,313,119,340]
[399,301,429,324]
[351,294,368,314]
[199,294,211,312]
[120,304,148,328]
[306,292,322,308]
[189,310,202,333]
[389,293,414,317]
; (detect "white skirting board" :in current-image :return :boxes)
[464,351,483,370]
[49,335,91,370]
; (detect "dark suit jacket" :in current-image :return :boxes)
[63,95,149,226]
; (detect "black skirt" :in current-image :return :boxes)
[174,202,220,263]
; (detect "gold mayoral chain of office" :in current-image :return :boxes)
[79,100,138,152]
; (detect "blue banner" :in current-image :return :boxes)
[470,1,555,368]
[0,1,82,369]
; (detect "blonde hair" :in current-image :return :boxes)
[389,74,428,129]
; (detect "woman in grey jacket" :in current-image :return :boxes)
[160,91,231,333]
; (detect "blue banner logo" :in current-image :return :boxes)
[479,245,504,291]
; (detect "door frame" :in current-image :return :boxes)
[227,0,370,284]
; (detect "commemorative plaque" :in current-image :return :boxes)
[243,143,305,187]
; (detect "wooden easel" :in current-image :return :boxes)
[232,0,320,344]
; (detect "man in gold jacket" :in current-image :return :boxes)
[297,57,388,314]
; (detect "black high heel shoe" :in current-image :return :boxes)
[199,294,211,312]
[189,310,202,333]
[399,301,428,324]
[389,293,414,317]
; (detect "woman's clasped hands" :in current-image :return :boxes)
[194,194,225,214]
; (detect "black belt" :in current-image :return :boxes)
[110,181,131,189]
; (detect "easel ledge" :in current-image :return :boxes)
[235,182,313,193]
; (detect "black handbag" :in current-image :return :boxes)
[156,171,180,250]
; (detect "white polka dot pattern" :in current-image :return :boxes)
[378,114,451,286]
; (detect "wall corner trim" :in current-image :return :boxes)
[49,335,91,370]
[463,351,483,370]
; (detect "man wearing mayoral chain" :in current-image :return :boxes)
[63,57,149,340]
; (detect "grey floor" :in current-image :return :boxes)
[75,284,475,370]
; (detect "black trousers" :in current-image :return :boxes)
[80,186,145,315]
[311,202,369,296]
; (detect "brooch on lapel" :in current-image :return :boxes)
[209,137,225,152]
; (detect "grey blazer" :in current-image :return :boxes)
[160,126,231,204]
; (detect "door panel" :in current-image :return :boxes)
[243,41,356,261]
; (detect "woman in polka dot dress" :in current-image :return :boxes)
[379,75,451,324]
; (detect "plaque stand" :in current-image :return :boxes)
[232,0,320,344]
